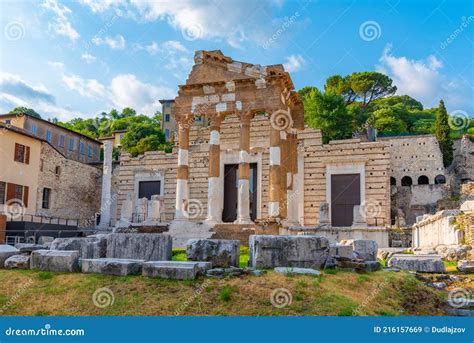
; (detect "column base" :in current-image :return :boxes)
[233,218,253,225]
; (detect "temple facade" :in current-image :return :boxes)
[113,50,391,246]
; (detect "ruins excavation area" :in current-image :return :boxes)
[0,50,473,316]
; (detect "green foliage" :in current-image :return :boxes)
[172,249,187,262]
[303,88,353,143]
[219,286,233,302]
[9,106,41,118]
[435,100,454,167]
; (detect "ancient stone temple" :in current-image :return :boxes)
[114,50,391,247]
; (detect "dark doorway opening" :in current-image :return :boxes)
[222,163,258,223]
[138,180,161,200]
[331,174,360,227]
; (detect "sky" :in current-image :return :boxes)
[0,0,473,121]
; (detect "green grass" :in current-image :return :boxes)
[172,246,250,268]
[239,246,249,268]
[171,249,187,261]
[219,286,233,302]
[444,261,457,272]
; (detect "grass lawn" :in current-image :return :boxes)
[0,268,458,316]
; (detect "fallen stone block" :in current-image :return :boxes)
[274,267,321,276]
[187,239,240,267]
[30,250,80,272]
[0,245,20,268]
[106,234,172,261]
[340,239,378,261]
[15,243,48,254]
[377,248,408,260]
[206,266,244,278]
[336,259,381,272]
[329,244,353,259]
[81,258,144,276]
[50,236,107,259]
[38,236,54,247]
[4,254,30,269]
[457,260,474,273]
[244,267,267,276]
[142,261,200,280]
[249,235,330,269]
[387,254,445,273]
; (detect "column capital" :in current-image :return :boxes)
[176,113,194,127]
[208,112,225,131]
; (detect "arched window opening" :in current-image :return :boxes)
[417,175,429,185]
[435,175,446,184]
[401,176,413,187]
[390,177,396,186]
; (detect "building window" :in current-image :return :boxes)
[417,175,429,185]
[42,188,51,209]
[401,176,413,187]
[14,143,30,164]
[45,129,52,143]
[165,114,170,122]
[5,183,28,207]
[138,181,161,200]
[165,129,170,139]
[435,175,446,184]
[68,138,75,151]
[195,116,202,122]
[0,182,5,204]
[31,124,37,136]
[59,135,65,147]
[88,146,93,158]
[390,177,396,186]
[5,119,11,125]
[79,142,85,155]
[14,184,23,201]
[55,166,61,176]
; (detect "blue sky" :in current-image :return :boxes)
[0,0,472,121]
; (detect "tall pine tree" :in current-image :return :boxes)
[435,100,453,167]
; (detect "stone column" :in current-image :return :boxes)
[268,126,281,218]
[206,114,224,225]
[235,113,252,224]
[279,130,288,219]
[98,138,113,229]
[175,116,193,220]
[286,130,299,225]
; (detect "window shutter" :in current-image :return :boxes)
[25,146,30,164]
[23,186,29,207]
[6,183,16,202]
[14,143,20,162]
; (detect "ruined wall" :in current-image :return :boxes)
[453,135,474,186]
[36,143,102,228]
[301,137,391,226]
[380,135,447,185]
[412,210,463,248]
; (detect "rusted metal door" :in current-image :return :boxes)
[331,174,360,227]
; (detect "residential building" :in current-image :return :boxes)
[0,113,101,163]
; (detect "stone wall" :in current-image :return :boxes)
[380,134,447,186]
[453,135,474,186]
[36,143,102,228]
[412,210,463,248]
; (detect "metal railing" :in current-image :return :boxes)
[5,214,79,227]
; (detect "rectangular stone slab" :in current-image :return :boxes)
[30,250,80,272]
[142,261,200,280]
[387,254,445,273]
[81,258,144,276]
[249,235,330,269]
[106,233,172,261]
[50,235,108,259]
[0,245,20,268]
[187,239,240,267]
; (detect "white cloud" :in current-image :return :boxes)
[81,53,97,63]
[109,74,175,114]
[62,74,107,99]
[377,44,470,111]
[48,61,65,70]
[41,0,79,41]
[92,34,125,49]
[283,54,305,72]
[0,72,81,120]
[79,0,283,48]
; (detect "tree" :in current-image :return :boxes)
[324,72,397,108]
[303,88,353,143]
[370,108,407,134]
[435,100,453,167]
[9,107,41,118]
